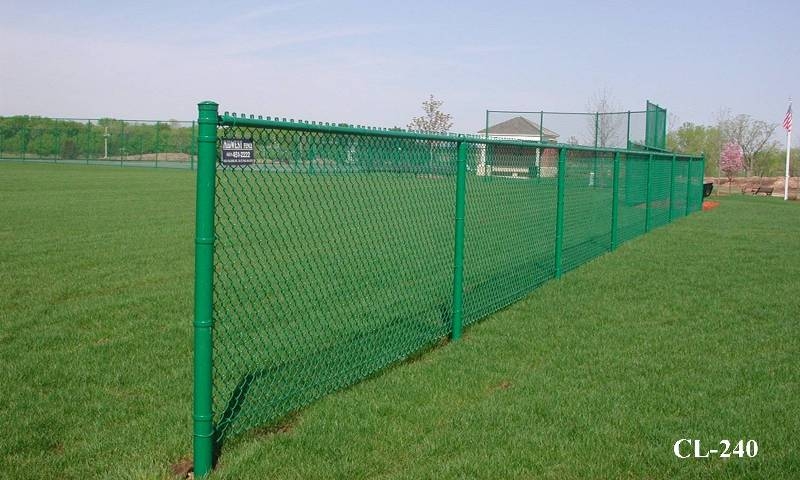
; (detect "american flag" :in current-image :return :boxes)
[783,102,793,132]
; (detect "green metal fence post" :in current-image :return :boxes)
[594,113,599,149]
[685,157,693,216]
[539,111,545,139]
[554,147,567,278]
[699,154,706,210]
[450,140,467,341]
[668,154,676,221]
[54,125,61,163]
[610,152,621,250]
[626,111,631,149]
[120,123,126,167]
[85,121,91,165]
[645,154,654,232]
[21,126,28,161]
[193,101,218,478]
[155,121,161,168]
[191,120,196,171]
[538,111,545,183]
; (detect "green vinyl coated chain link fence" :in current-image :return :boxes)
[192,101,705,476]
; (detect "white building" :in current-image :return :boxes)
[476,116,560,177]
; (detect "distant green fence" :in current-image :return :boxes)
[485,100,669,150]
[192,102,705,475]
[0,115,196,169]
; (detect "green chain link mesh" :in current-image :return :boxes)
[462,143,558,325]
[689,159,705,211]
[671,159,690,219]
[562,149,615,273]
[209,117,704,442]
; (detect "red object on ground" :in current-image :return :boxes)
[702,201,720,211]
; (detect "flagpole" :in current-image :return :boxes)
[785,128,792,200]
[783,98,793,201]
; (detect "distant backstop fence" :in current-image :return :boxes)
[485,101,668,150]
[0,115,196,169]
[191,101,704,475]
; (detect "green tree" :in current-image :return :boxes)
[752,146,783,177]
[667,122,721,176]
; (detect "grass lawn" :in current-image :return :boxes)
[0,162,797,479]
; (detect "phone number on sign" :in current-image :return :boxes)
[673,439,758,459]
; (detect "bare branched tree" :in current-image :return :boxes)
[408,95,453,133]
[719,113,778,176]
[585,88,624,147]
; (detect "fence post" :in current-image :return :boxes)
[645,154,653,232]
[191,120,196,171]
[155,121,161,168]
[594,113,599,149]
[554,147,566,278]
[120,123,126,167]
[685,157,692,216]
[54,126,61,164]
[193,101,218,478]
[699,154,706,209]
[85,121,91,165]
[610,152,620,250]
[451,140,467,341]
[539,111,545,183]
[626,111,631,148]
[22,125,28,161]
[668,154,676,221]
[539,111,545,139]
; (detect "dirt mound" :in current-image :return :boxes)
[706,176,800,195]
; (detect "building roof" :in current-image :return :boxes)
[478,116,559,139]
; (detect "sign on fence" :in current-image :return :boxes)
[220,138,254,165]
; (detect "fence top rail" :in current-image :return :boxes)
[0,116,194,124]
[486,109,649,115]
[217,112,702,162]
[628,142,674,153]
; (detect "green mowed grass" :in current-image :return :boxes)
[1,162,797,479]
[0,163,196,479]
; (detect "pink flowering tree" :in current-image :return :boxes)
[720,141,744,193]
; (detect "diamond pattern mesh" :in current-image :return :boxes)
[206,116,705,441]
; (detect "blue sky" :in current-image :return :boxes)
[1,0,798,143]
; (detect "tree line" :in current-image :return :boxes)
[0,116,195,159]
[667,113,798,178]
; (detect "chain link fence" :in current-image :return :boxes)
[485,102,668,150]
[0,116,196,169]
[192,102,705,475]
